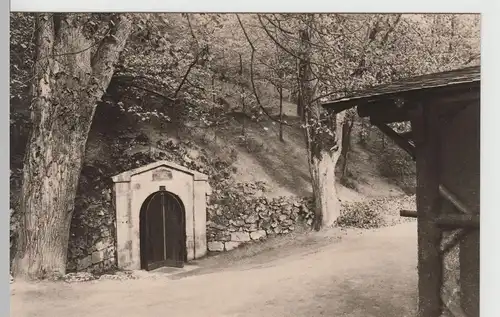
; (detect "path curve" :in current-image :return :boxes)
[11,222,418,317]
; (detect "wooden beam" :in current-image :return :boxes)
[357,100,391,117]
[435,214,480,229]
[400,209,418,218]
[438,185,471,215]
[322,81,479,119]
[411,103,443,317]
[400,131,413,140]
[399,210,479,229]
[357,101,412,123]
[440,229,468,254]
[322,102,354,114]
[373,122,416,160]
[369,112,411,123]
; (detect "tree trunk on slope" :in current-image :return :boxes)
[239,53,246,136]
[340,110,355,179]
[306,111,345,230]
[295,57,304,118]
[12,13,132,280]
[279,86,284,142]
[298,15,343,230]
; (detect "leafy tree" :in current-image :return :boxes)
[12,13,133,279]
[256,13,480,229]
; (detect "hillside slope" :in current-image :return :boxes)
[84,95,411,203]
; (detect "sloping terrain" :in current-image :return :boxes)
[84,92,411,203]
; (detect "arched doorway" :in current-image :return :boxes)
[139,189,186,271]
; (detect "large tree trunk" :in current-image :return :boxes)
[306,111,345,230]
[12,13,132,280]
[310,152,341,228]
[298,15,343,230]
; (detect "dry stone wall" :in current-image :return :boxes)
[66,187,117,274]
[206,190,314,252]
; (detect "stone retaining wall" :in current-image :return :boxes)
[66,189,117,273]
[207,196,314,252]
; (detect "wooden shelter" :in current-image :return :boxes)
[322,66,480,317]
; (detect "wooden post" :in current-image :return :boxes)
[410,103,443,317]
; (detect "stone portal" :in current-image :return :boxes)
[112,161,209,270]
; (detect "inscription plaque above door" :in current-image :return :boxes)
[152,168,173,181]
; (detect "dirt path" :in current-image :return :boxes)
[11,223,418,317]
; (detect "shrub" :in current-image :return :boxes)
[339,175,358,190]
[336,202,386,229]
[377,149,416,195]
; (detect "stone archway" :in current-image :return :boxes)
[112,161,209,270]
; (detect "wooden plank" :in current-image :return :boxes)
[410,103,443,317]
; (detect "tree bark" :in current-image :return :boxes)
[309,145,341,229]
[279,87,284,142]
[359,117,366,145]
[239,53,246,136]
[298,14,343,230]
[211,74,216,104]
[12,13,132,280]
[340,110,355,179]
[296,56,304,119]
[305,111,345,230]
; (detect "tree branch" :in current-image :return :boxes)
[186,14,198,43]
[172,54,199,99]
[236,14,293,127]
[91,14,132,93]
[310,88,355,104]
[257,15,339,68]
[113,76,175,102]
[266,14,294,34]
[381,14,402,44]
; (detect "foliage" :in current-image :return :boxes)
[336,203,386,229]
[339,169,361,191]
[377,150,415,180]
[337,195,416,229]
[377,149,417,195]
[10,13,35,106]
[10,13,480,144]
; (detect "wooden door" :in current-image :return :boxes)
[140,191,186,271]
